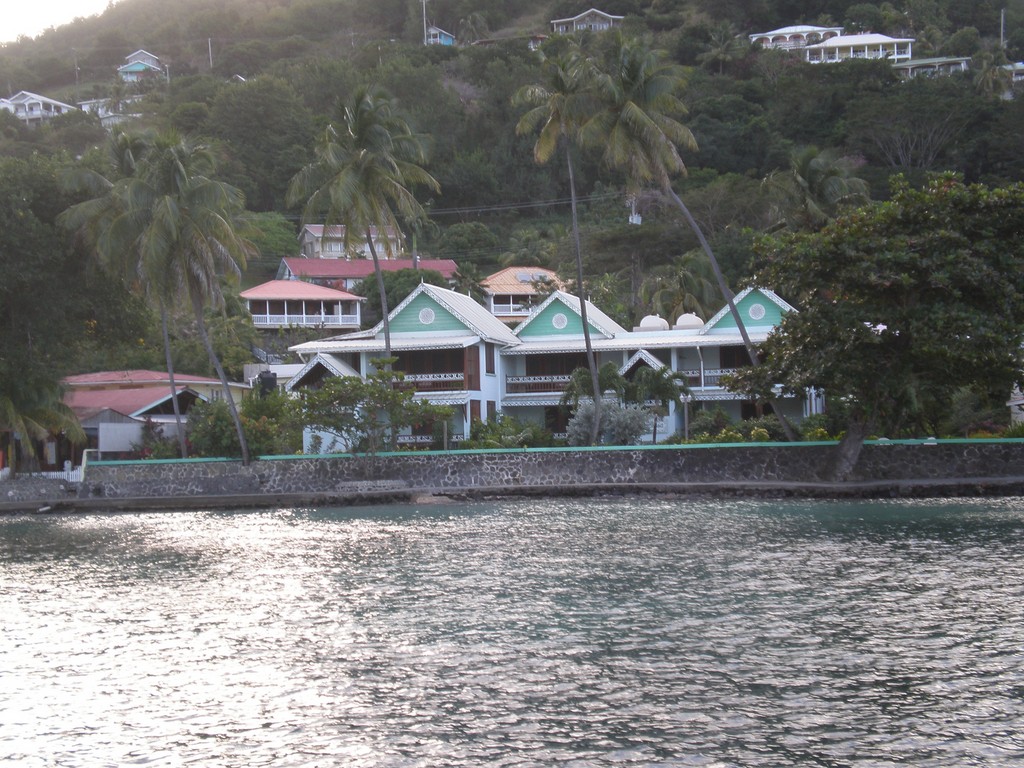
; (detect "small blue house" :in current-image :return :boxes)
[426,26,456,46]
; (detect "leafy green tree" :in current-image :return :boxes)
[847,77,980,170]
[733,176,1024,479]
[515,42,604,444]
[208,76,314,211]
[301,362,452,453]
[288,85,440,366]
[436,221,500,263]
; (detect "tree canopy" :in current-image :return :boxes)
[733,175,1024,477]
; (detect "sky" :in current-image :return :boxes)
[3,1,115,44]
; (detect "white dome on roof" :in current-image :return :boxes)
[637,314,670,331]
[674,313,704,330]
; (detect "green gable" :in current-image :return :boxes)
[519,299,602,338]
[389,292,467,334]
[705,290,785,333]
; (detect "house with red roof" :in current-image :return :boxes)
[240,280,364,330]
[62,371,249,459]
[276,257,459,290]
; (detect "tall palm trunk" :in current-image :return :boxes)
[566,146,602,445]
[159,301,188,458]
[189,292,251,464]
[366,229,392,366]
[664,184,798,442]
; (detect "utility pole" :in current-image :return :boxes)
[209,38,214,71]
[422,0,428,45]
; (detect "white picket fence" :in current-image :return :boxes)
[0,466,82,483]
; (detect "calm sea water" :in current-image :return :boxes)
[2,497,1023,767]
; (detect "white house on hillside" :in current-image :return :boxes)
[550,8,624,34]
[804,33,914,63]
[0,91,78,126]
[298,224,404,259]
[749,25,844,50]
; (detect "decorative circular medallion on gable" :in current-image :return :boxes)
[552,312,568,330]
[419,307,435,325]
[748,303,766,321]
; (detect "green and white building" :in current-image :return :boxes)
[288,282,818,446]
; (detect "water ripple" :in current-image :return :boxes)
[2,498,1024,765]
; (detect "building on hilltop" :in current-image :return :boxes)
[0,91,78,126]
[276,256,459,290]
[804,33,914,63]
[550,8,624,34]
[426,25,456,46]
[481,266,564,324]
[749,25,844,51]
[240,280,364,331]
[298,223,403,260]
[117,50,165,82]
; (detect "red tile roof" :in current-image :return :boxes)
[65,386,185,417]
[281,257,458,281]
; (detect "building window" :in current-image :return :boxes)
[487,400,497,420]
[470,400,481,422]
[485,343,495,375]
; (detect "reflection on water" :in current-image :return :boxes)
[2,498,1024,766]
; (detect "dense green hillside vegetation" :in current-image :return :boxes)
[3,0,1024,418]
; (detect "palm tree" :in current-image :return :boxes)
[514,44,605,444]
[697,23,746,76]
[584,34,797,440]
[144,135,256,462]
[640,250,717,321]
[627,365,687,443]
[288,85,439,366]
[0,375,84,476]
[561,361,627,413]
[764,145,870,232]
[59,129,189,460]
[63,132,256,464]
[973,49,1013,99]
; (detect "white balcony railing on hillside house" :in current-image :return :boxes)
[250,313,360,328]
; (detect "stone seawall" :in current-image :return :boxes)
[76,440,1024,503]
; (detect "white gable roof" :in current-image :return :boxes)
[387,283,521,345]
[514,290,627,339]
[701,287,795,334]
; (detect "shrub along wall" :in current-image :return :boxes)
[78,439,1024,501]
